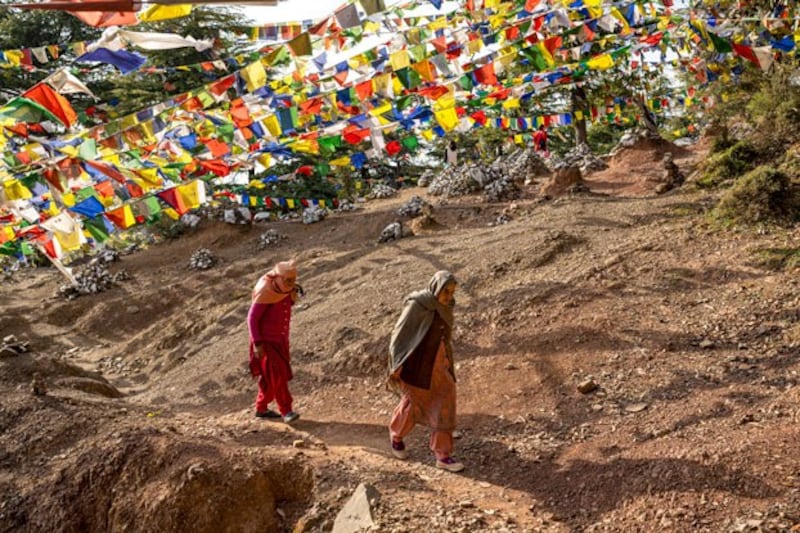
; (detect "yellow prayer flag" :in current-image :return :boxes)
[241,61,267,92]
[434,108,459,132]
[373,73,393,98]
[257,153,272,167]
[120,114,139,130]
[291,139,318,154]
[428,16,447,30]
[329,156,351,167]
[502,97,520,110]
[466,39,484,55]
[286,198,295,209]
[434,93,456,111]
[3,179,32,201]
[138,167,162,186]
[163,207,180,220]
[138,3,191,22]
[264,115,281,137]
[392,76,404,95]
[3,50,23,66]
[178,181,202,209]
[2,226,15,242]
[586,53,614,70]
[55,228,83,251]
[389,50,410,71]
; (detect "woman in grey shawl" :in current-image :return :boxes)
[388,270,464,472]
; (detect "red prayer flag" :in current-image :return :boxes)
[22,83,77,127]
[385,140,401,156]
[732,42,760,66]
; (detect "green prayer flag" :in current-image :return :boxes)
[409,44,427,62]
[78,138,97,160]
[360,0,386,15]
[288,32,312,57]
[459,74,474,91]
[401,135,418,152]
[0,241,20,257]
[84,216,110,243]
[315,162,330,176]
[395,95,414,111]
[75,186,98,202]
[708,31,732,54]
[395,67,421,90]
[318,135,342,155]
[218,123,235,143]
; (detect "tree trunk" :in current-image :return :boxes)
[634,95,660,137]
[570,86,588,146]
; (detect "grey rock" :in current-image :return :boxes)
[333,483,381,533]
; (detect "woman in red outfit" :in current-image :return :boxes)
[248,259,302,423]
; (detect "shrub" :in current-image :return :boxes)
[754,247,800,271]
[697,141,760,188]
[713,165,798,226]
[586,122,626,155]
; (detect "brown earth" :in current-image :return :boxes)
[1,138,799,532]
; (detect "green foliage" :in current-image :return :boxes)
[586,121,626,155]
[710,129,737,154]
[101,8,251,115]
[742,64,800,151]
[0,7,101,98]
[697,141,760,188]
[251,176,338,201]
[753,247,800,272]
[712,165,799,226]
[431,129,512,164]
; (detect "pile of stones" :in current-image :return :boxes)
[259,229,287,249]
[188,248,216,270]
[552,143,607,174]
[57,258,131,300]
[335,199,361,212]
[427,164,485,197]
[505,148,550,183]
[302,206,328,224]
[396,195,430,217]
[378,222,403,243]
[369,184,397,199]
[484,174,521,203]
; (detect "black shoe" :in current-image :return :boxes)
[255,409,282,419]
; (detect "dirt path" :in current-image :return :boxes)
[1,140,799,532]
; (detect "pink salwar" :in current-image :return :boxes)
[389,341,456,460]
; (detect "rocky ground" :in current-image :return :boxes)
[1,137,799,532]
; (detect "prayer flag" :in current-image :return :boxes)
[21,83,77,127]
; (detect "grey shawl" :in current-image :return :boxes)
[388,271,456,375]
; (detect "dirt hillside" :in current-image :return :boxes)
[1,139,799,532]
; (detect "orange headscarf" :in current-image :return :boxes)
[251,260,298,304]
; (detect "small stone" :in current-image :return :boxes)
[459,501,475,508]
[293,439,306,448]
[625,403,648,413]
[577,379,598,394]
[699,339,715,349]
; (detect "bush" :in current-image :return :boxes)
[754,247,800,271]
[586,122,626,155]
[697,141,760,188]
[713,165,799,226]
